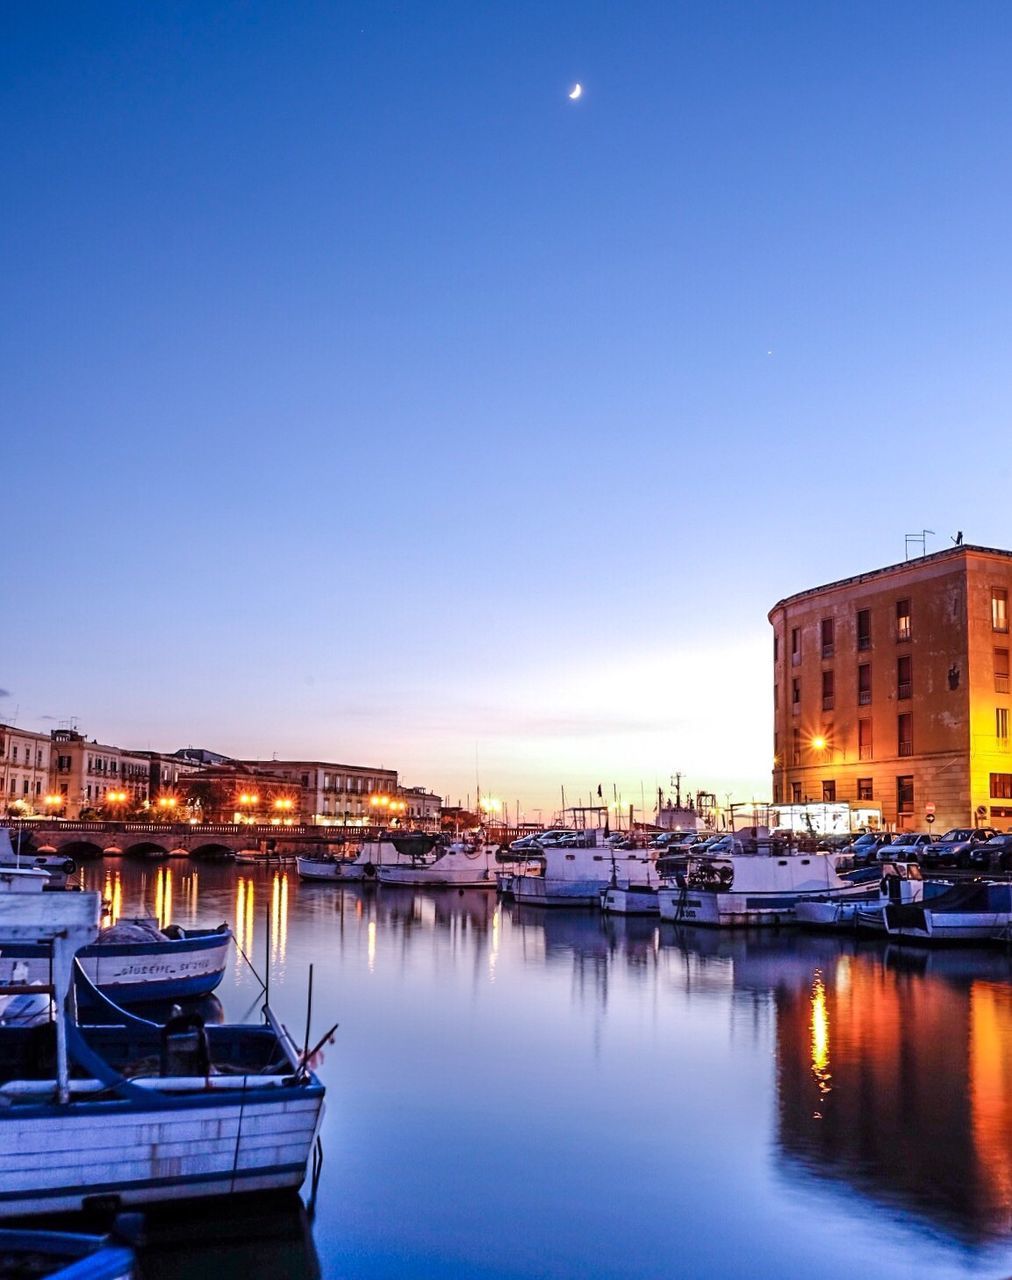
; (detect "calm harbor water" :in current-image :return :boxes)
[76,859,1012,1279]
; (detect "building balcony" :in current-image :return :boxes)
[899,741,913,757]
[996,675,1010,694]
[858,691,872,705]
[898,682,912,699]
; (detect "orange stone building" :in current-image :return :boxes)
[769,544,1012,831]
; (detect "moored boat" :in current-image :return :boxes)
[375,834,500,887]
[512,833,655,907]
[600,882,660,916]
[795,862,950,933]
[880,878,1012,944]
[0,892,326,1219]
[0,1226,135,1279]
[657,837,872,928]
[0,916,232,1006]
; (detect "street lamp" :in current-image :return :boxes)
[44,793,65,814]
[156,794,178,820]
[237,792,260,824]
[106,790,128,818]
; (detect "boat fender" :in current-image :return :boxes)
[363,862,376,878]
[162,923,185,940]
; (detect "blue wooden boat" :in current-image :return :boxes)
[0,1227,134,1278]
[0,918,231,1006]
[0,893,326,1219]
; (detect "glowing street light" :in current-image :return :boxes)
[810,736,828,752]
[44,793,64,810]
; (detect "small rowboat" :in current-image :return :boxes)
[0,918,232,1006]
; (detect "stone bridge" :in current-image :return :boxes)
[6,820,360,861]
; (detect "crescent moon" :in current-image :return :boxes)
[568,83,583,100]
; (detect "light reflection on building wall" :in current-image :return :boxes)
[775,949,1012,1242]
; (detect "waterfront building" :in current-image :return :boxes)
[238,759,399,825]
[49,728,150,818]
[0,725,52,815]
[397,785,442,826]
[770,544,1012,831]
[175,761,307,824]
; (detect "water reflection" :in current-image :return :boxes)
[774,940,1012,1243]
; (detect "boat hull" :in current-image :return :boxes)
[295,857,363,882]
[0,1087,324,1219]
[375,866,496,888]
[512,877,603,907]
[0,931,231,1005]
[657,886,864,928]
[600,886,659,916]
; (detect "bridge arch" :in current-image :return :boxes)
[60,840,105,861]
[124,841,170,860]
[190,843,235,860]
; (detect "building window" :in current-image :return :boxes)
[791,627,801,665]
[897,775,914,814]
[821,669,834,711]
[773,682,778,710]
[993,588,1009,634]
[896,599,911,642]
[858,663,872,705]
[791,782,802,804]
[991,773,1012,800]
[897,655,912,700]
[858,718,872,761]
[857,777,874,802]
[821,618,834,659]
[11,747,17,764]
[857,608,871,651]
[773,634,779,662]
[898,713,913,757]
[822,780,836,803]
[997,707,1009,742]
[996,649,1010,695]
[792,728,801,766]
[791,677,801,713]
[773,780,782,804]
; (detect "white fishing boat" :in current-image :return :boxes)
[0,917,232,1006]
[375,834,500,888]
[0,892,326,1219]
[795,862,948,933]
[0,828,75,889]
[657,837,870,927]
[512,833,655,907]
[879,878,1012,943]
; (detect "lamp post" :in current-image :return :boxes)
[106,790,128,820]
[237,792,260,825]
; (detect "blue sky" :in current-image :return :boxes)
[3,2,1012,816]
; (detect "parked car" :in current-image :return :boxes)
[508,829,575,853]
[848,832,894,867]
[815,834,854,852]
[877,832,935,862]
[963,832,1012,871]
[920,827,998,870]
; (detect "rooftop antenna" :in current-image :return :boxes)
[950,530,964,546]
[904,529,934,560]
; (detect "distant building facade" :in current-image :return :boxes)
[236,759,399,825]
[0,725,52,815]
[770,545,1012,831]
[397,785,442,826]
[50,729,149,818]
